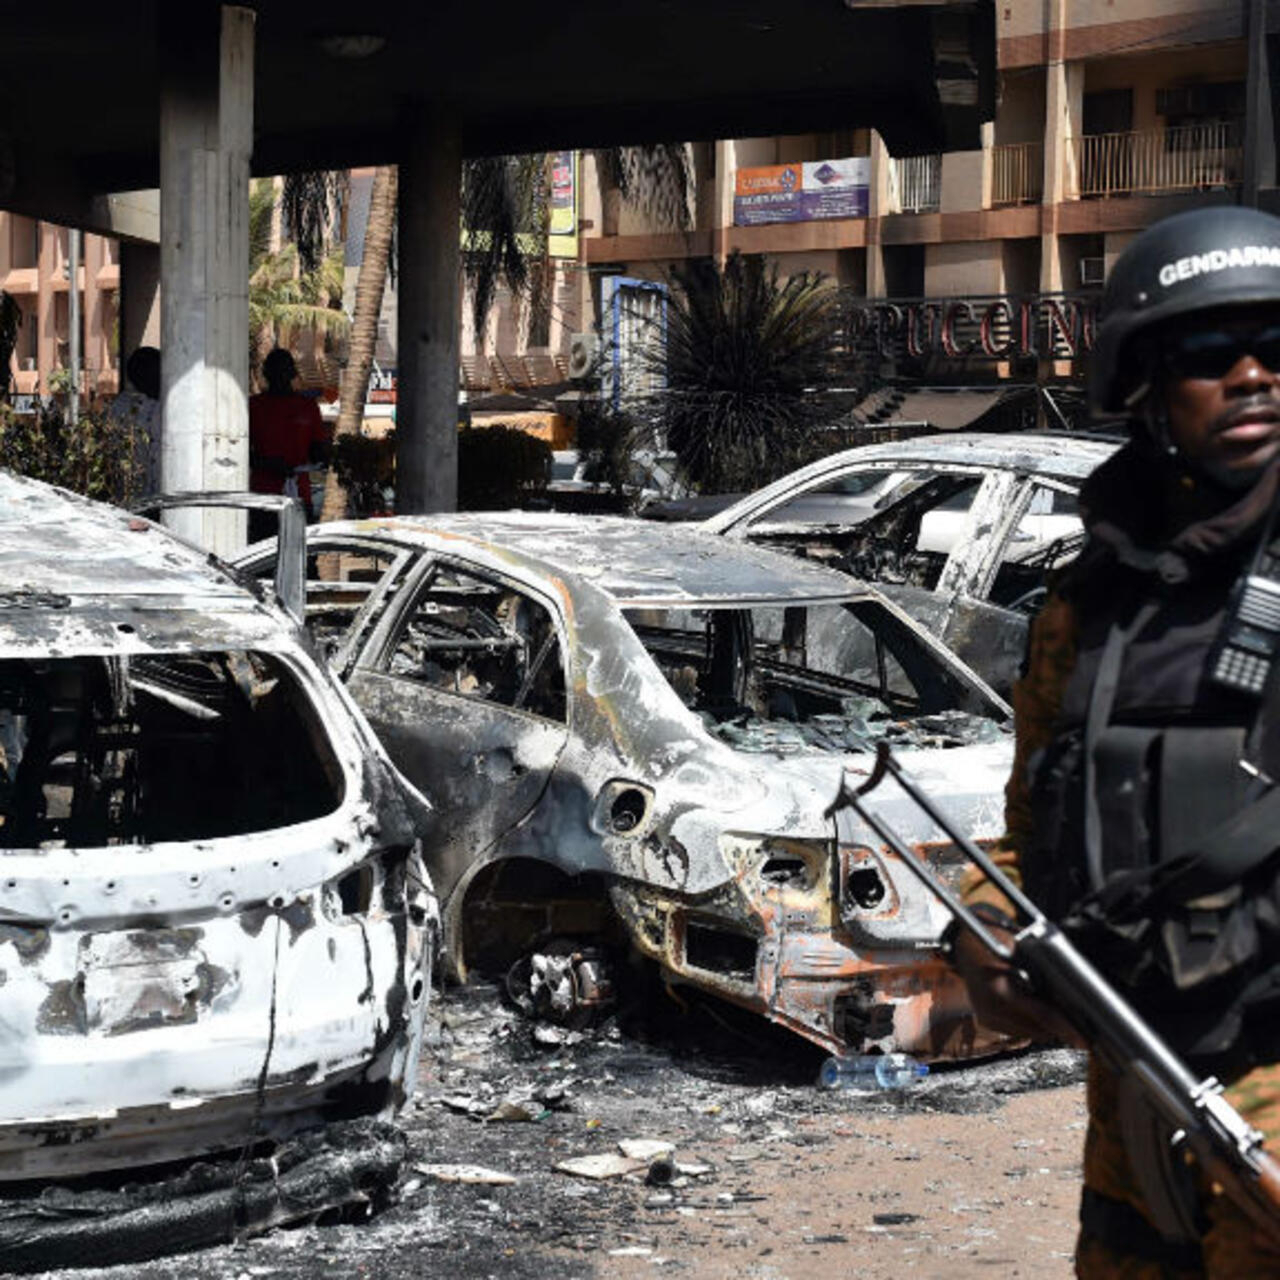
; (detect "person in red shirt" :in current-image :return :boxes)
[249,348,331,527]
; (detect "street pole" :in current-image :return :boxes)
[1243,0,1275,208]
[67,227,80,424]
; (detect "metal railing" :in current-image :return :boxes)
[888,154,942,213]
[1075,121,1242,198]
[991,140,1043,206]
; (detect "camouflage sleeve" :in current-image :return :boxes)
[963,590,1079,915]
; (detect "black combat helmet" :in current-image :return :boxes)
[1091,206,1280,415]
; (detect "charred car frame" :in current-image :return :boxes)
[243,513,1016,1063]
[0,478,437,1183]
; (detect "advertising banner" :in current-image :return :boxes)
[548,150,579,259]
[733,157,870,227]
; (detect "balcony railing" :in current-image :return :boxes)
[888,154,942,214]
[991,141,1043,206]
[1075,122,1242,198]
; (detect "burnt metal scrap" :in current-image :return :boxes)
[0,1118,404,1273]
[0,473,439,1242]
[241,513,1016,1066]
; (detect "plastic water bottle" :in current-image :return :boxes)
[818,1053,929,1090]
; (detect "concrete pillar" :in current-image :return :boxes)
[713,140,737,264]
[866,132,895,298]
[120,241,162,361]
[82,236,104,393]
[159,3,253,552]
[1039,58,1084,292]
[1040,7,1083,388]
[941,123,993,214]
[1243,0,1276,206]
[396,104,462,514]
[36,224,56,396]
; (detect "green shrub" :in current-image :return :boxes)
[0,398,147,505]
[457,425,551,510]
[331,431,396,517]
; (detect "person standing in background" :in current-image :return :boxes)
[249,347,330,540]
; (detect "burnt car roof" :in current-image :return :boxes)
[0,471,248,603]
[334,512,876,605]
[0,472,288,656]
[702,431,1120,533]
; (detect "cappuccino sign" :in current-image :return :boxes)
[847,294,1099,362]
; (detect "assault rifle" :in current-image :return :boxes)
[827,741,1280,1246]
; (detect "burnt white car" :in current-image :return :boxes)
[702,432,1120,693]
[0,478,437,1182]
[242,513,1015,1063]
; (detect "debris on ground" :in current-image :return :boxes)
[414,1165,518,1186]
[39,983,1090,1280]
[0,1119,405,1275]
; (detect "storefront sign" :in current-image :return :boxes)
[733,157,870,226]
[847,293,1099,362]
[548,151,578,259]
[368,366,396,404]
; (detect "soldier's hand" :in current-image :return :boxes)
[952,926,1086,1049]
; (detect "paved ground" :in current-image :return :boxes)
[43,984,1088,1280]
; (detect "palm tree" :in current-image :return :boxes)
[290,146,692,521]
[319,164,397,524]
[248,179,349,383]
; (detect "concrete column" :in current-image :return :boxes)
[940,123,993,214]
[396,103,462,514]
[120,241,162,360]
[1039,8,1083,389]
[159,3,253,552]
[1244,0,1276,206]
[1039,58,1084,293]
[83,236,104,393]
[866,132,894,298]
[713,140,737,264]
[36,223,56,395]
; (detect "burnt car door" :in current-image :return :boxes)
[347,559,571,900]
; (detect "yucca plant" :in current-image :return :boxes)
[630,252,848,494]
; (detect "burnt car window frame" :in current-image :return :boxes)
[241,536,417,674]
[362,554,571,727]
[732,460,917,534]
[930,468,1023,598]
[985,478,1086,612]
[626,590,1007,726]
[778,465,1001,597]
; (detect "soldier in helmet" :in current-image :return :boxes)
[954,206,1280,1275]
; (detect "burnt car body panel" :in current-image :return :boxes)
[0,475,438,1180]
[242,514,1015,1062]
[702,433,1119,693]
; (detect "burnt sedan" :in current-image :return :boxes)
[242,514,1015,1063]
[701,432,1120,694]
[0,476,437,1185]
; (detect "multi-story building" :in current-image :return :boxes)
[0,215,120,401]
[461,0,1264,429]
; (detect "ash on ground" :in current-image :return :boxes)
[39,984,1088,1280]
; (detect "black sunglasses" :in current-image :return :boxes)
[1163,324,1280,380]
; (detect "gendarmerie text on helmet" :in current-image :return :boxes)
[1157,246,1280,289]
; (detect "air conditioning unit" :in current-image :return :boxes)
[1080,256,1106,287]
[567,332,599,381]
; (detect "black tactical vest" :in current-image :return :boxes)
[1024,540,1280,1078]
